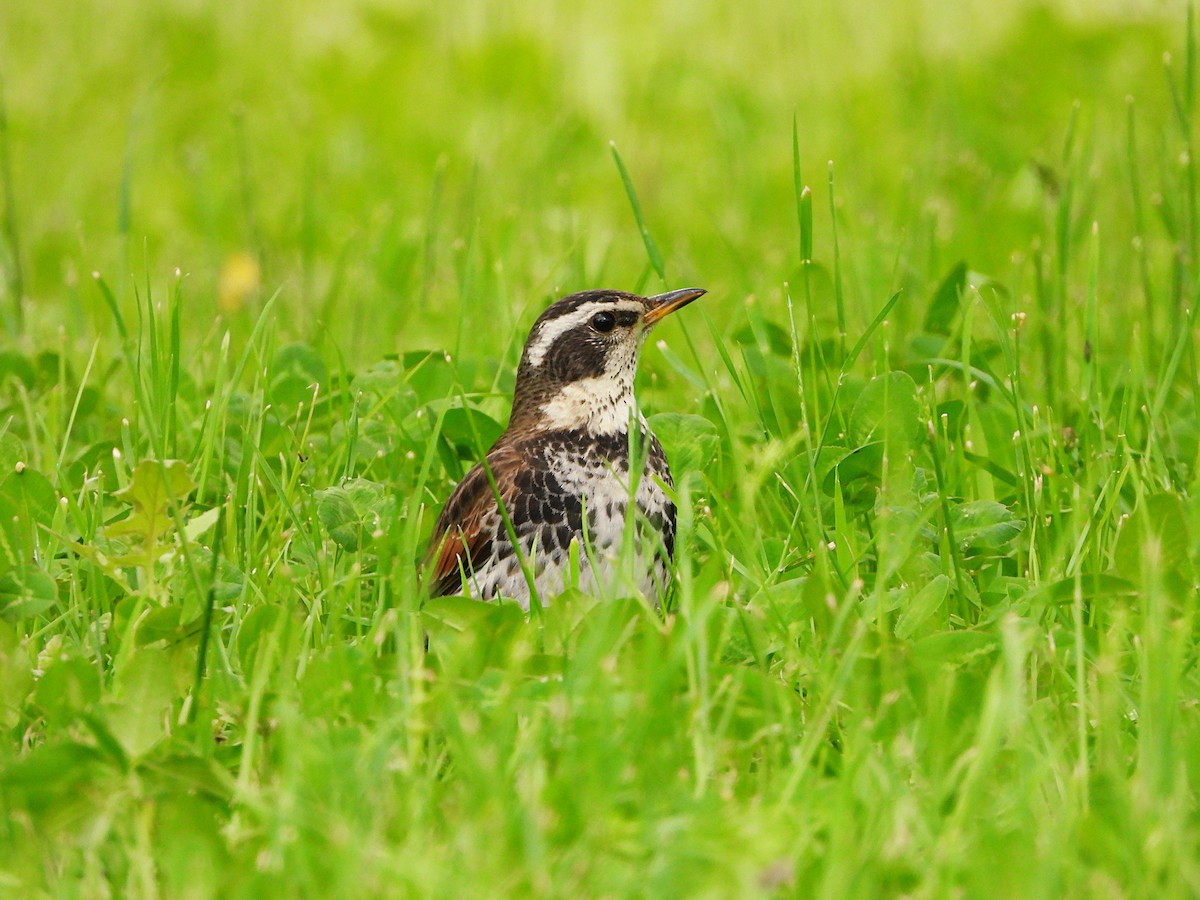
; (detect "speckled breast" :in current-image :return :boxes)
[469,428,676,608]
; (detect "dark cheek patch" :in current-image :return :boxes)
[545,334,608,382]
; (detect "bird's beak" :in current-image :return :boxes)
[644,287,706,326]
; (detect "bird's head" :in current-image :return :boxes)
[508,287,706,435]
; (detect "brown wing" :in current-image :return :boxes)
[426,443,523,597]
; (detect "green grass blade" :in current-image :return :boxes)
[610,142,667,283]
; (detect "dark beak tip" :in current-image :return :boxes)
[645,287,707,323]
[663,287,706,302]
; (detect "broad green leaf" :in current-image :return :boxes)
[913,630,998,667]
[647,413,720,476]
[314,487,355,549]
[818,443,886,505]
[169,547,244,612]
[315,478,395,551]
[849,371,922,449]
[269,343,329,409]
[951,500,1025,552]
[183,505,222,542]
[895,574,950,639]
[33,656,101,727]
[0,565,58,620]
[437,406,504,455]
[422,596,521,634]
[0,741,109,813]
[135,606,185,646]
[422,596,526,674]
[298,645,382,721]
[538,589,606,655]
[148,793,230,900]
[107,647,181,758]
[108,459,195,551]
[548,596,649,673]
[0,621,34,729]
[353,358,405,395]
[0,432,26,474]
[353,359,420,418]
[0,466,57,570]
[714,603,775,664]
[1114,493,1192,581]
[875,504,940,555]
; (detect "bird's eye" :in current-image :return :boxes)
[590,311,617,333]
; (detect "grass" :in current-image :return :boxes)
[1,0,1199,895]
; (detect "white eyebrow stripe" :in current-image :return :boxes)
[524,300,643,367]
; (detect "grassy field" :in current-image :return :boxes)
[1,0,1199,895]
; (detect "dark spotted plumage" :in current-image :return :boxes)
[427,287,705,608]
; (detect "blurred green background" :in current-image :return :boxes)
[3,3,1199,895]
[0,0,1180,360]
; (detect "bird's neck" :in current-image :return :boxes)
[510,370,639,436]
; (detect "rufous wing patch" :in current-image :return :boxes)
[426,445,521,596]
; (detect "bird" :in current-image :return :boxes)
[426,286,706,609]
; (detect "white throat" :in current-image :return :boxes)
[539,371,639,435]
